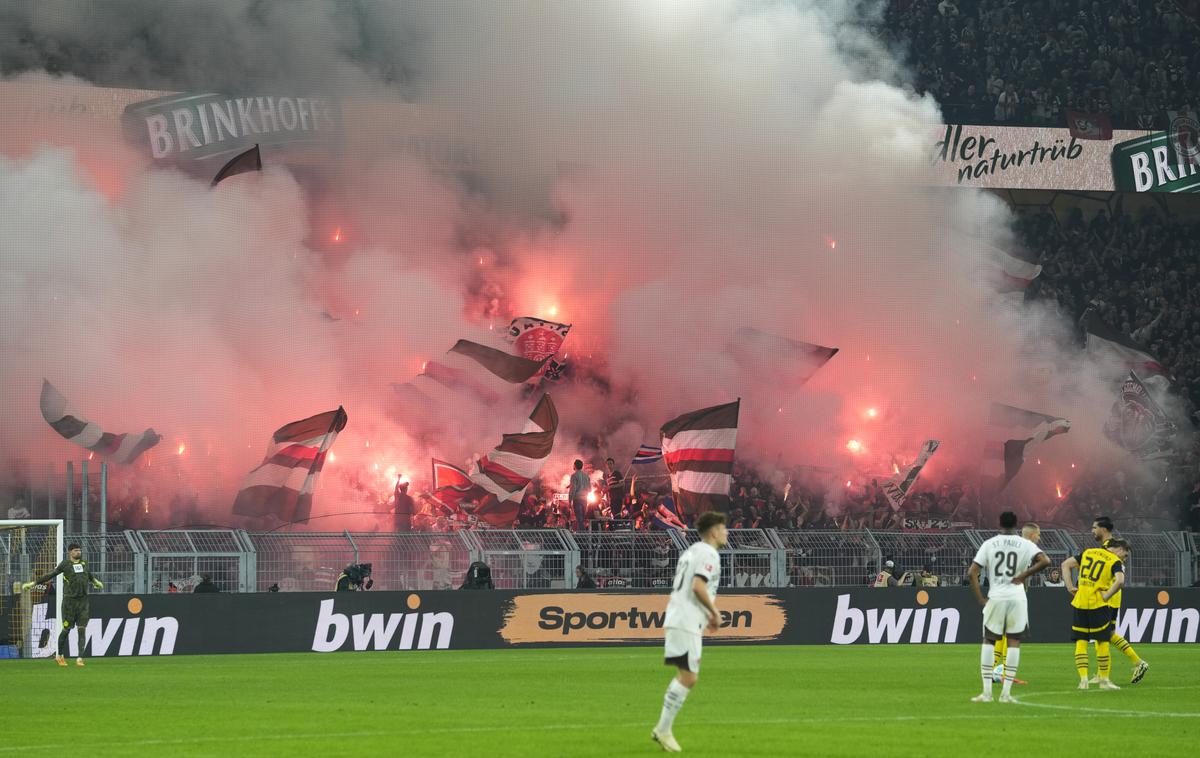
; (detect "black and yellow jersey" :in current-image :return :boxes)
[1100,538,1123,607]
[1071,547,1123,611]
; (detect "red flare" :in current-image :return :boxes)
[846,439,862,453]
[177,443,186,456]
[332,227,342,243]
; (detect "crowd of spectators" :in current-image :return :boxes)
[883,0,1200,128]
[1019,201,1200,410]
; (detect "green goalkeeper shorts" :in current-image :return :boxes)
[62,597,89,630]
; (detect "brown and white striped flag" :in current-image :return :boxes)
[660,400,740,517]
[232,406,348,523]
[449,339,550,383]
[467,394,558,526]
[39,380,162,464]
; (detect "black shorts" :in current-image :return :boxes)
[62,597,89,629]
[1071,606,1112,641]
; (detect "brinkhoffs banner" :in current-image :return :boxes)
[4,78,1196,194]
[22,588,1199,657]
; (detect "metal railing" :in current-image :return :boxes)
[466,529,576,589]
[44,527,1195,592]
[773,530,881,587]
[567,530,678,588]
[674,529,788,588]
[1068,531,1193,588]
[132,529,256,593]
[968,529,1079,587]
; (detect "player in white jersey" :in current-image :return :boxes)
[651,511,728,753]
[967,511,1049,703]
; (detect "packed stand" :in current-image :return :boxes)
[883,0,1200,129]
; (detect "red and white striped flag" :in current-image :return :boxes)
[660,400,740,517]
[232,407,348,523]
[991,244,1042,293]
[39,380,161,464]
[467,394,558,526]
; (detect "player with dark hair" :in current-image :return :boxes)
[652,511,728,752]
[992,522,1042,683]
[20,542,102,667]
[1064,517,1148,685]
[1064,536,1128,690]
[968,511,1049,703]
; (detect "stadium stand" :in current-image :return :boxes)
[883,0,1200,129]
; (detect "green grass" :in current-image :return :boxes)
[3,644,1198,756]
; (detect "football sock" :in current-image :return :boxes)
[656,678,690,734]
[1074,640,1089,680]
[1001,647,1021,697]
[980,643,995,695]
[1097,641,1111,679]
[1111,634,1141,665]
[57,627,70,658]
[993,636,1007,668]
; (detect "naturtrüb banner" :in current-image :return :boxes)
[932,123,1199,193]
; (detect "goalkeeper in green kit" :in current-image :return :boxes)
[21,542,103,666]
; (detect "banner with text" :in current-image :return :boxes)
[13,588,1198,657]
[933,123,1200,193]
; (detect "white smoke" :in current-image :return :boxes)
[0,1,1172,528]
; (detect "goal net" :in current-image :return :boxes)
[0,520,64,659]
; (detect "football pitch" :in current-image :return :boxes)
[3,644,1197,756]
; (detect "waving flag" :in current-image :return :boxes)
[393,337,552,425]
[429,459,487,513]
[210,144,262,186]
[1103,372,1176,460]
[881,439,940,510]
[983,404,1070,491]
[990,244,1042,293]
[506,317,571,378]
[466,394,559,527]
[1082,307,1169,381]
[39,380,161,464]
[631,444,663,465]
[728,328,837,389]
[450,339,550,383]
[660,400,740,516]
[232,407,347,523]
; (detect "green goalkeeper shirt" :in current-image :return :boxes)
[35,559,99,600]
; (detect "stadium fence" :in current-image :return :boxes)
[33,527,1196,593]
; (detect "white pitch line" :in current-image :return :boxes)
[1012,684,1200,718]
[0,709,1193,753]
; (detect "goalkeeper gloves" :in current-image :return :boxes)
[20,582,35,592]
[92,579,103,589]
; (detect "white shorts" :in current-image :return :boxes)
[664,628,702,673]
[982,595,1029,636]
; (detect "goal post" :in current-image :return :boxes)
[0,519,64,659]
